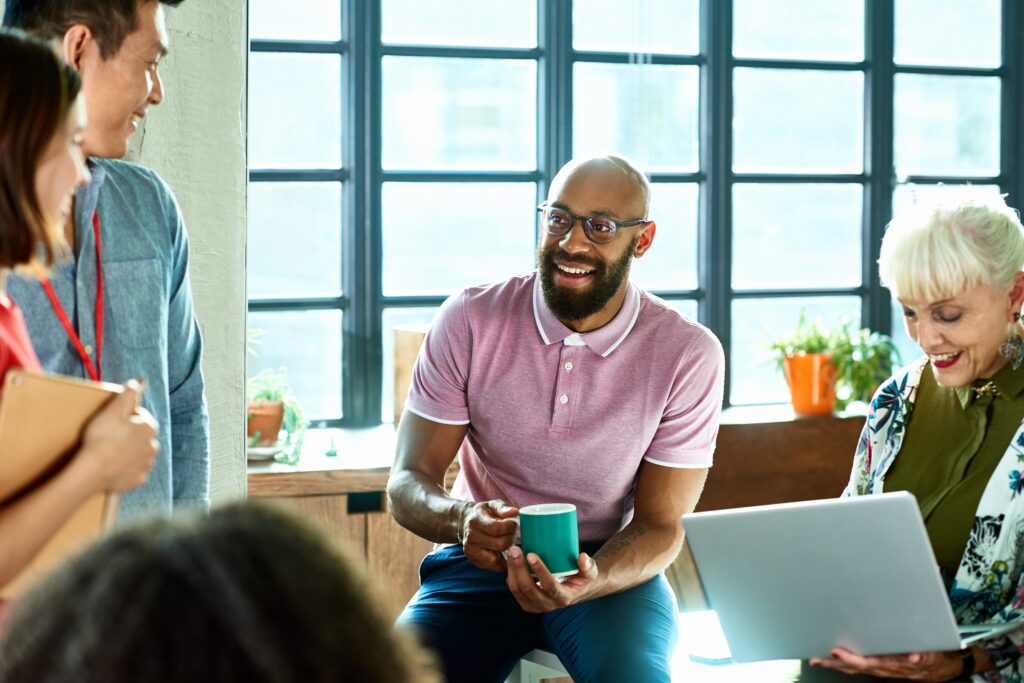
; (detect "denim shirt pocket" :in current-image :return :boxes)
[104,259,167,349]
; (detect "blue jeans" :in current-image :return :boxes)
[398,543,678,683]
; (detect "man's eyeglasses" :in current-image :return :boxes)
[537,203,649,245]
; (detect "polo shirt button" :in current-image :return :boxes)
[564,362,573,372]
[559,394,568,405]
[85,344,94,355]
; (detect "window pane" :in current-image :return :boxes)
[664,299,699,321]
[573,0,699,55]
[382,57,537,171]
[890,299,923,370]
[250,0,340,41]
[382,307,440,423]
[732,184,862,290]
[247,182,342,298]
[733,0,864,61]
[382,0,537,48]
[382,183,537,296]
[895,0,1001,68]
[248,310,342,419]
[892,183,1003,218]
[249,53,341,169]
[730,296,862,405]
[630,184,698,291]
[733,69,863,173]
[894,75,1000,178]
[573,64,699,172]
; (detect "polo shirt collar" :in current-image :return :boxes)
[531,273,641,357]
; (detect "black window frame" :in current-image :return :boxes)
[248,0,1024,427]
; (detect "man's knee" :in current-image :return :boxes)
[576,647,673,683]
[545,578,678,682]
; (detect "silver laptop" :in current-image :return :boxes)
[682,492,1021,663]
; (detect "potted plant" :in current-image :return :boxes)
[769,314,838,416]
[829,320,901,411]
[246,368,307,449]
[770,314,901,416]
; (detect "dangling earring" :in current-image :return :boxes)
[1000,313,1024,370]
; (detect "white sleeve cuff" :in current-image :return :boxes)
[406,404,471,426]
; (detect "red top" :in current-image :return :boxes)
[0,296,42,383]
[0,296,40,625]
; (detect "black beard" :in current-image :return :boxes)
[537,238,637,323]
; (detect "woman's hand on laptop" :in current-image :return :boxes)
[810,646,976,680]
[73,379,160,494]
[506,547,598,613]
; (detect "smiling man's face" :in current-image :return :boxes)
[74,0,169,158]
[537,159,653,330]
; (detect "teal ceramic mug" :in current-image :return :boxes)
[519,503,580,578]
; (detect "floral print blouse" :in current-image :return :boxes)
[845,359,1024,681]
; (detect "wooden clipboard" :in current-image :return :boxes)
[0,370,124,597]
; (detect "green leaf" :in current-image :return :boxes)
[247,368,309,452]
[768,311,902,411]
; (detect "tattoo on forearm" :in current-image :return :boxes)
[595,526,647,560]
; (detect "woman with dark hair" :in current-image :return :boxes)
[0,29,158,591]
[0,502,441,683]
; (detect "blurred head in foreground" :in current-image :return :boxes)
[0,502,440,683]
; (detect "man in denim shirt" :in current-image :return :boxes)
[4,0,209,517]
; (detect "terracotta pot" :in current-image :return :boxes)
[247,400,284,445]
[782,353,837,417]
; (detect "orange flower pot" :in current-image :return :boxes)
[782,353,837,416]
[247,400,284,445]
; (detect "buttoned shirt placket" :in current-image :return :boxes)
[551,333,585,432]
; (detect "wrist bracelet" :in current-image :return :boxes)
[959,648,976,680]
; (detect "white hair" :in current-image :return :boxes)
[878,187,1024,302]
[550,154,651,217]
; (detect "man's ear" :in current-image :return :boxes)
[634,221,656,258]
[61,24,92,72]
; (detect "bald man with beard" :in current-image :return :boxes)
[388,155,725,683]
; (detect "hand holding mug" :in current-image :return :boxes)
[507,545,599,613]
[506,503,594,613]
[458,499,519,572]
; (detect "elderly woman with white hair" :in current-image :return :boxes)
[812,191,1024,681]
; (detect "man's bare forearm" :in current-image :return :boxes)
[597,526,649,560]
[389,412,472,543]
[387,467,469,544]
[587,521,683,600]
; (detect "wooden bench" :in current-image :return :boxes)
[669,410,865,610]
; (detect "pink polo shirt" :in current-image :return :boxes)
[406,273,725,542]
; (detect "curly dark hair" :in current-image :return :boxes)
[0,503,440,683]
[4,0,184,58]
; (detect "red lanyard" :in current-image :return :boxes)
[38,210,104,382]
